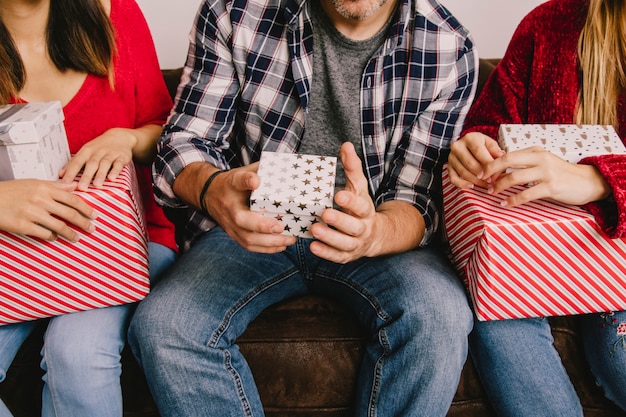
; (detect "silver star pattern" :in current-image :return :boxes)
[250,152,337,238]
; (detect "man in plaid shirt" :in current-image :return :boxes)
[129,0,478,414]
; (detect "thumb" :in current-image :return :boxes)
[235,162,261,192]
[485,137,505,159]
[340,142,368,195]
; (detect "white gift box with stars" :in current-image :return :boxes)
[250,152,337,238]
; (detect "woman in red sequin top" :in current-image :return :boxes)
[448,0,626,415]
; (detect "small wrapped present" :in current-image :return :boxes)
[442,165,626,321]
[0,101,71,181]
[0,164,149,325]
[250,152,337,238]
[498,124,625,163]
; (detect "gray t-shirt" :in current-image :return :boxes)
[299,1,390,188]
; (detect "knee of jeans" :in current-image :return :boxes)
[127,299,180,359]
[408,297,473,346]
[45,322,125,370]
[127,304,155,352]
[384,289,472,345]
[42,337,106,375]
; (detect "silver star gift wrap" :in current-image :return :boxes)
[250,151,337,238]
[498,124,626,163]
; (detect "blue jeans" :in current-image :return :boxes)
[0,242,176,417]
[128,227,472,417]
[469,311,626,417]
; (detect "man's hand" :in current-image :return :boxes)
[309,142,423,264]
[174,162,296,254]
[0,180,96,242]
[448,131,504,189]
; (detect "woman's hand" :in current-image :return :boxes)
[59,128,136,190]
[448,131,505,189]
[483,147,612,206]
[0,180,96,242]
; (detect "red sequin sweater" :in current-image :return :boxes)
[13,0,177,252]
[461,0,626,239]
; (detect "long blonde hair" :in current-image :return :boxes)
[576,0,626,128]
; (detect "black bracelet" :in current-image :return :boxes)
[199,169,227,215]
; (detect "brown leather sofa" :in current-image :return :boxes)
[1,59,625,417]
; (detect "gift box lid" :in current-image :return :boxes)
[251,151,337,216]
[498,124,626,163]
[0,101,65,145]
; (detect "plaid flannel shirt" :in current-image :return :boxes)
[154,0,477,250]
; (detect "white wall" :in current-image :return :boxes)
[136,0,546,68]
[443,0,546,58]
[136,0,199,68]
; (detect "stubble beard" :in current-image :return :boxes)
[330,0,389,20]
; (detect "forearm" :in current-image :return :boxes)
[369,200,425,256]
[128,124,165,164]
[172,161,221,210]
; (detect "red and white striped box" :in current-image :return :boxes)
[0,164,149,325]
[442,165,626,321]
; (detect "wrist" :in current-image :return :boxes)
[199,169,228,215]
[584,164,611,203]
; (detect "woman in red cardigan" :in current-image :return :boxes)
[0,0,177,415]
[447,0,626,415]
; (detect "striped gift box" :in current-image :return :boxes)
[442,165,626,321]
[0,164,149,325]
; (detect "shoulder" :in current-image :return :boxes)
[106,0,155,63]
[107,0,147,25]
[518,0,588,30]
[413,0,469,35]
[407,0,475,63]
[509,0,587,50]
[99,0,112,16]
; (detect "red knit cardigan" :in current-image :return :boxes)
[461,0,626,238]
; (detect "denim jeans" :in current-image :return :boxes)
[128,227,472,417]
[0,241,176,417]
[469,311,626,417]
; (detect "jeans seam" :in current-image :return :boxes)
[223,348,254,417]
[316,271,391,322]
[208,268,298,348]
[205,270,298,416]
[315,271,391,417]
